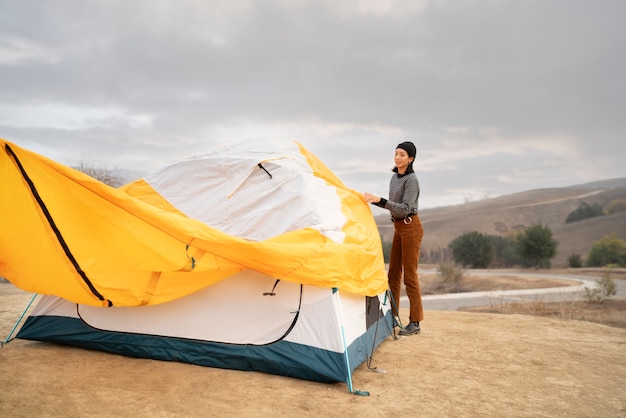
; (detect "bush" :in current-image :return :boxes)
[567,254,583,268]
[449,231,495,268]
[423,247,452,264]
[565,202,604,223]
[585,234,626,267]
[516,224,558,268]
[436,261,464,292]
[606,199,626,214]
[73,160,125,187]
[583,273,617,303]
[489,235,522,267]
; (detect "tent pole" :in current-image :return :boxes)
[334,288,369,396]
[3,293,38,345]
[387,289,400,339]
[366,301,387,374]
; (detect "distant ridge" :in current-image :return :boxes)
[565,177,626,190]
[375,177,626,268]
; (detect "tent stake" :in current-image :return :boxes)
[3,293,38,345]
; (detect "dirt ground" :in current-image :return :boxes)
[1,273,625,417]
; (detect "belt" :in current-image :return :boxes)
[391,213,416,224]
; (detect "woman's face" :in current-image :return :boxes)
[394,148,414,172]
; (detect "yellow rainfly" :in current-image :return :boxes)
[0,138,387,307]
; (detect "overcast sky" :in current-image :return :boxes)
[1,0,625,209]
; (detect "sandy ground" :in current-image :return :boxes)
[1,282,625,417]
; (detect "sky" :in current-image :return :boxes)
[1,0,625,209]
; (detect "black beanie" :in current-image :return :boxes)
[396,141,416,158]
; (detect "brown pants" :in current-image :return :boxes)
[388,214,424,322]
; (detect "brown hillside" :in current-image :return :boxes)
[552,211,626,266]
[375,178,626,268]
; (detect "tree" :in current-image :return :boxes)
[567,254,583,268]
[73,160,125,187]
[585,234,626,267]
[449,231,494,268]
[516,224,558,268]
[489,235,521,267]
[606,199,626,215]
[565,202,604,223]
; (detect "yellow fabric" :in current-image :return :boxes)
[0,138,387,307]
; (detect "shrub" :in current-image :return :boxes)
[489,235,522,267]
[565,202,604,223]
[424,247,452,264]
[585,233,626,267]
[567,254,583,268]
[449,231,495,268]
[583,273,617,303]
[516,224,558,268]
[606,199,626,214]
[73,160,125,187]
[436,261,464,292]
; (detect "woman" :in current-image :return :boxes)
[364,141,424,336]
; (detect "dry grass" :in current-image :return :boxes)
[419,268,578,295]
[418,266,626,328]
[461,298,626,329]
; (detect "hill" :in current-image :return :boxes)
[375,177,626,268]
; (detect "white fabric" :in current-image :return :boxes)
[30,272,382,353]
[144,139,346,242]
[78,270,314,345]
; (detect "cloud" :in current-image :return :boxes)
[0,37,61,64]
[0,103,153,131]
[1,0,625,209]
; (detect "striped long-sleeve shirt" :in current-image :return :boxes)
[375,172,420,219]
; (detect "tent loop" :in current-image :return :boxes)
[263,279,281,296]
[257,163,272,179]
[185,244,196,270]
[227,157,287,198]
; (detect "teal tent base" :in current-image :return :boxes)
[17,309,393,385]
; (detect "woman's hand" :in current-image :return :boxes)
[364,192,381,204]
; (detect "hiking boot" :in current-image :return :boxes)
[399,321,420,336]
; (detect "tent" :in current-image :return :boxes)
[1,138,393,388]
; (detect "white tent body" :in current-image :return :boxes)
[19,272,392,383]
[15,139,393,384]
